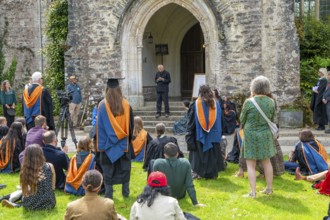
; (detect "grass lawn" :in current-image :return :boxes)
[0,161,329,220]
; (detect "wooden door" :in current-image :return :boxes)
[181,23,205,98]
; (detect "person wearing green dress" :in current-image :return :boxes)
[1,80,17,127]
[240,75,276,198]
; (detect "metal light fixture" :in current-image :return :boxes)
[145,32,154,44]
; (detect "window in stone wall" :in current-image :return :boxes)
[320,0,330,20]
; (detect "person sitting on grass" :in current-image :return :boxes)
[64,169,125,220]
[0,116,9,140]
[65,136,96,196]
[19,115,48,164]
[284,129,329,176]
[132,116,152,162]
[15,117,27,146]
[0,122,24,173]
[1,144,56,210]
[143,123,183,173]
[153,142,205,207]
[42,130,70,189]
[130,171,187,220]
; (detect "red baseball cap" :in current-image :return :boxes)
[147,171,167,187]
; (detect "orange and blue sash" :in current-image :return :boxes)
[97,99,130,163]
[65,153,95,196]
[302,142,328,174]
[195,98,222,152]
[23,85,43,124]
[132,129,148,162]
[237,129,244,150]
[0,140,15,173]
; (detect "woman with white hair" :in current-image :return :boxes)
[310,68,328,130]
[240,76,276,198]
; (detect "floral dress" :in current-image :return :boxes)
[240,96,276,160]
[22,163,56,210]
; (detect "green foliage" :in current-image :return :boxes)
[297,17,330,99]
[43,0,68,114]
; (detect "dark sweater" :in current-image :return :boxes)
[153,157,198,205]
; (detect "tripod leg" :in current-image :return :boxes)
[67,109,78,149]
[55,107,66,136]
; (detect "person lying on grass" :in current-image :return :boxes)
[1,144,56,210]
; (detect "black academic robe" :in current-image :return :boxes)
[25,84,55,130]
[185,102,225,179]
[99,106,134,185]
[291,140,319,175]
[310,77,328,126]
[143,135,183,171]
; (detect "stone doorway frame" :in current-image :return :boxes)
[120,0,221,108]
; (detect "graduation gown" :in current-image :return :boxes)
[23,84,55,130]
[143,135,183,171]
[97,99,134,185]
[310,77,328,126]
[186,99,225,179]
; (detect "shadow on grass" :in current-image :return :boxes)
[22,207,59,219]
[255,193,311,214]
[196,177,242,193]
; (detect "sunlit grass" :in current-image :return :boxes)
[0,162,329,219]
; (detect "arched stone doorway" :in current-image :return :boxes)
[181,23,205,98]
[120,0,220,107]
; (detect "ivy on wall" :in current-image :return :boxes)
[43,0,68,114]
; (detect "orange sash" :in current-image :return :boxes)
[132,129,147,156]
[196,97,216,132]
[66,153,94,190]
[0,140,15,170]
[316,140,330,164]
[104,99,130,150]
[23,85,43,108]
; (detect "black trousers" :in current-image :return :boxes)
[3,105,15,127]
[156,92,169,114]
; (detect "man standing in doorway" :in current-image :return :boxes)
[67,75,82,127]
[155,64,171,118]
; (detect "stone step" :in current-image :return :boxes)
[139,115,183,121]
[277,136,330,147]
[134,110,186,116]
[144,101,188,106]
[278,129,330,137]
[144,126,174,134]
[144,121,175,127]
[135,106,187,111]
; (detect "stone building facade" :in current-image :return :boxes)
[1,0,299,108]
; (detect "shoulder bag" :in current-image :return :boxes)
[250,98,279,140]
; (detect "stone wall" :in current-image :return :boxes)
[0,0,51,91]
[1,0,299,107]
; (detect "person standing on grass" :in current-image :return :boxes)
[240,76,276,198]
[23,71,55,131]
[1,80,17,127]
[322,71,330,134]
[310,68,328,130]
[155,64,171,118]
[97,78,134,199]
[185,84,224,179]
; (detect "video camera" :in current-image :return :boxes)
[57,90,73,107]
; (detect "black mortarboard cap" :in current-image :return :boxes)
[107,77,125,88]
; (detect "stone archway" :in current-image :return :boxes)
[120,0,221,107]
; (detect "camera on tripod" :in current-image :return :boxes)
[57,90,73,107]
